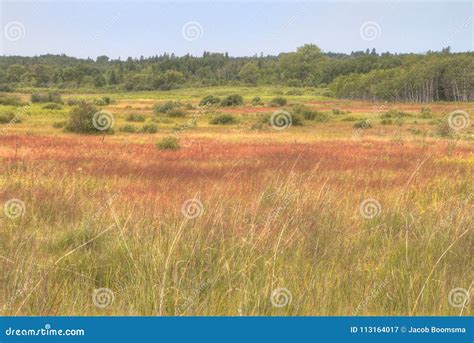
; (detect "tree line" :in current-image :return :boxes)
[0,44,472,102]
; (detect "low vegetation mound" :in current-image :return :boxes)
[66,101,114,134]
[220,94,243,107]
[156,136,180,150]
[209,114,238,125]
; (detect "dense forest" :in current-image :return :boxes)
[0,44,472,102]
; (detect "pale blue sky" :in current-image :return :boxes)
[1,0,472,58]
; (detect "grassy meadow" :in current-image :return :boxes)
[0,87,473,316]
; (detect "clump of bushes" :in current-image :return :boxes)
[341,116,357,122]
[251,96,264,106]
[52,121,66,129]
[126,113,146,122]
[156,136,180,150]
[65,101,114,134]
[420,107,432,118]
[269,97,287,107]
[119,124,137,133]
[42,103,63,110]
[94,96,112,106]
[66,98,81,106]
[0,95,23,106]
[199,95,220,106]
[155,101,186,117]
[220,94,243,107]
[353,119,372,129]
[0,111,17,124]
[293,104,328,121]
[209,114,238,125]
[331,108,349,115]
[380,118,393,125]
[382,109,412,118]
[261,111,304,126]
[31,92,63,104]
[140,123,158,133]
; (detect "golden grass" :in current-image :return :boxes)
[0,92,473,316]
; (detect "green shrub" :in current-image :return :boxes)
[0,95,23,106]
[140,123,158,133]
[66,98,81,106]
[31,92,62,104]
[220,94,243,107]
[380,119,393,125]
[269,97,287,107]
[119,124,137,133]
[341,116,357,122]
[293,104,328,121]
[209,114,238,125]
[199,95,220,106]
[331,108,347,115]
[94,98,107,106]
[353,119,372,129]
[156,137,180,150]
[420,107,432,118]
[42,103,63,110]
[126,113,146,122]
[65,101,114,134]
[166,109,186,117]
[382,109,412,118]
[251,96,263,106]
[52,121,66,128]
[261,111,303,126]
[0,111,16,124]
[155,101,180,114]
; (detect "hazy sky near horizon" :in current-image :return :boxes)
[0,0,472,59]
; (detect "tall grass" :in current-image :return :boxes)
[1,147,472,316]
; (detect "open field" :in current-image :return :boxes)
[1,87,473,316]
